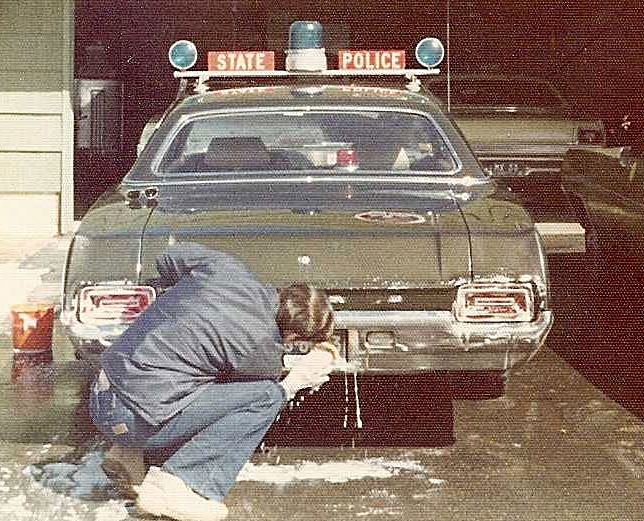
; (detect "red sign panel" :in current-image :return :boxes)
[208,51,275,72]
[338,50,406,70]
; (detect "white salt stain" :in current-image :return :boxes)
[237,458,429,484]
[94,500,129,521]
[0,263,49,334]
[0,494,31,517]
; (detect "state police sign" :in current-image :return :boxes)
[338,50,405,70]
[207,51,275,71]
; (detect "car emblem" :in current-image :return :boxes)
[354,210,426,224]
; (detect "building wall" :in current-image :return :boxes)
[0,0,74,236]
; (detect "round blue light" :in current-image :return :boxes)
[288,21,324,50]
[168,40,198,70]
[415,38,445,68]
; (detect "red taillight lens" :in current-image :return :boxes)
[454,283,534,322]
[336,148,357,167]
[77,285,156,325]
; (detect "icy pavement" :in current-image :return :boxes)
[28,449,435,495]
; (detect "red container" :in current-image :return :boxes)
[10,302,54,350]
[10,303,55,385]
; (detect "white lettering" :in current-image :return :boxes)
[391,51,403,69]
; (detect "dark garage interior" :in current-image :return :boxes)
[72,0,644,217]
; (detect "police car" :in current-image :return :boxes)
[62,23,553,401]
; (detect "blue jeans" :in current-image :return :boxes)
[90,375,286,500]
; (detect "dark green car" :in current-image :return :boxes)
[61,82,553,391]
[561,143,644,281]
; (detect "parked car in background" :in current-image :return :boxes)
[562,140,644,273]
[423,74,607,256]
[423,73,606,178]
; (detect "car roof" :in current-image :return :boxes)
[170,84,445,116]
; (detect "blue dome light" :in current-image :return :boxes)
[285,21,327,71]
[415,38,445,68]
[168,40,198,70]
[288,21,324,50]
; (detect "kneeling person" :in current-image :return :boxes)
[89,242,336,521]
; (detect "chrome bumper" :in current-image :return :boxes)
[62,309,553,372]
[329,309,553,373]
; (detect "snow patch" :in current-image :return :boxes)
[0,494,31,518]
[237,457,427,484]
[93,501,129,521]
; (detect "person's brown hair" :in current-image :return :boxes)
[276,284,334,341]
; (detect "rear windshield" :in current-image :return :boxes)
[158,111,458,175]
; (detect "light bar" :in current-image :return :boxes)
[78,285,156,326]
[174,68,440,79]
[454,283,535,322]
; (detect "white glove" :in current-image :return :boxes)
[280,349,334,400]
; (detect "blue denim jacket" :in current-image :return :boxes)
[100,242,285,426]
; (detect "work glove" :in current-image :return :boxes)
[280,346,335,400]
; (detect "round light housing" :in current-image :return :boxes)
[168,40,198,70]
[415,37,445,68]
[288,21,324,50]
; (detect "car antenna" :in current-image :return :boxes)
[446,0,452,113]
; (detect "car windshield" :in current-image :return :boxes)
[158,110,458,175]
[425,79,567,112]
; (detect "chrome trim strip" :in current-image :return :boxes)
[122,175,490,188]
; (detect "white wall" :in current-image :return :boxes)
[0,0,74,236]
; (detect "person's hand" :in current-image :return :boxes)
[313,341,340,361]
[280,349,334,400]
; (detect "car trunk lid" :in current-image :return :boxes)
[138,181,473,291]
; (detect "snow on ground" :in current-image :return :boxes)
[0,262,49,336]
[237,457,430,484]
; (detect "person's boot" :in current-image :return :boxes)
[134,466,228,521]
[101,444,147,499]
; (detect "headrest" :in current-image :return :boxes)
[204,137,272,171]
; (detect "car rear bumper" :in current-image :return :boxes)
[62,308,553,372]
[325,309,553,373]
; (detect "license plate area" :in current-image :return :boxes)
[283,330,347,368]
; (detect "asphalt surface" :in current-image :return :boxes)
[0,236,642,520]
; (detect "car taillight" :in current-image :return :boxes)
[77,285,156,325]
[336,148,357,167]
[454,283,534,322]
[577,128,604,145]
